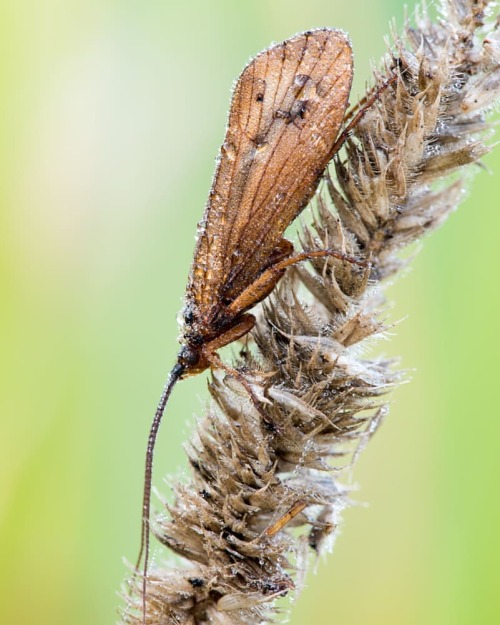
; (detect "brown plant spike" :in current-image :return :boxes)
[122,2,500,624]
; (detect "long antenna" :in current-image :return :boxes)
[134,361,185,624]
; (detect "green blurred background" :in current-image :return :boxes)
[1,1,499,624]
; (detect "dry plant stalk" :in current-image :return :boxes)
[121,1,500,623]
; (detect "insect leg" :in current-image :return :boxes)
[271,248,370,270]
[225,242,296,318]
[200,314,273,414]
[204,314,256,352]
[328,73,398,157]
[227,246,368,318]
[226,267,287,317]
[205,348,264,410]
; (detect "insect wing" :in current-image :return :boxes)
[188,29,353,321]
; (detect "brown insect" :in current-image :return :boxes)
[135,27,361,621]
[265,500,308,537]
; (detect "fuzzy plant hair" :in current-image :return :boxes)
[121,1,500,623]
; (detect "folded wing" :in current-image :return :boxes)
[187,28,353,324]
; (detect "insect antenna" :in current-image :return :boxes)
[133,361,185,624]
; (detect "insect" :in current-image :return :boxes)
[134,27,361,621]
[265,500,308,537]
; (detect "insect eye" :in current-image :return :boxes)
[183,308,195,325]
[178,345,200,368]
